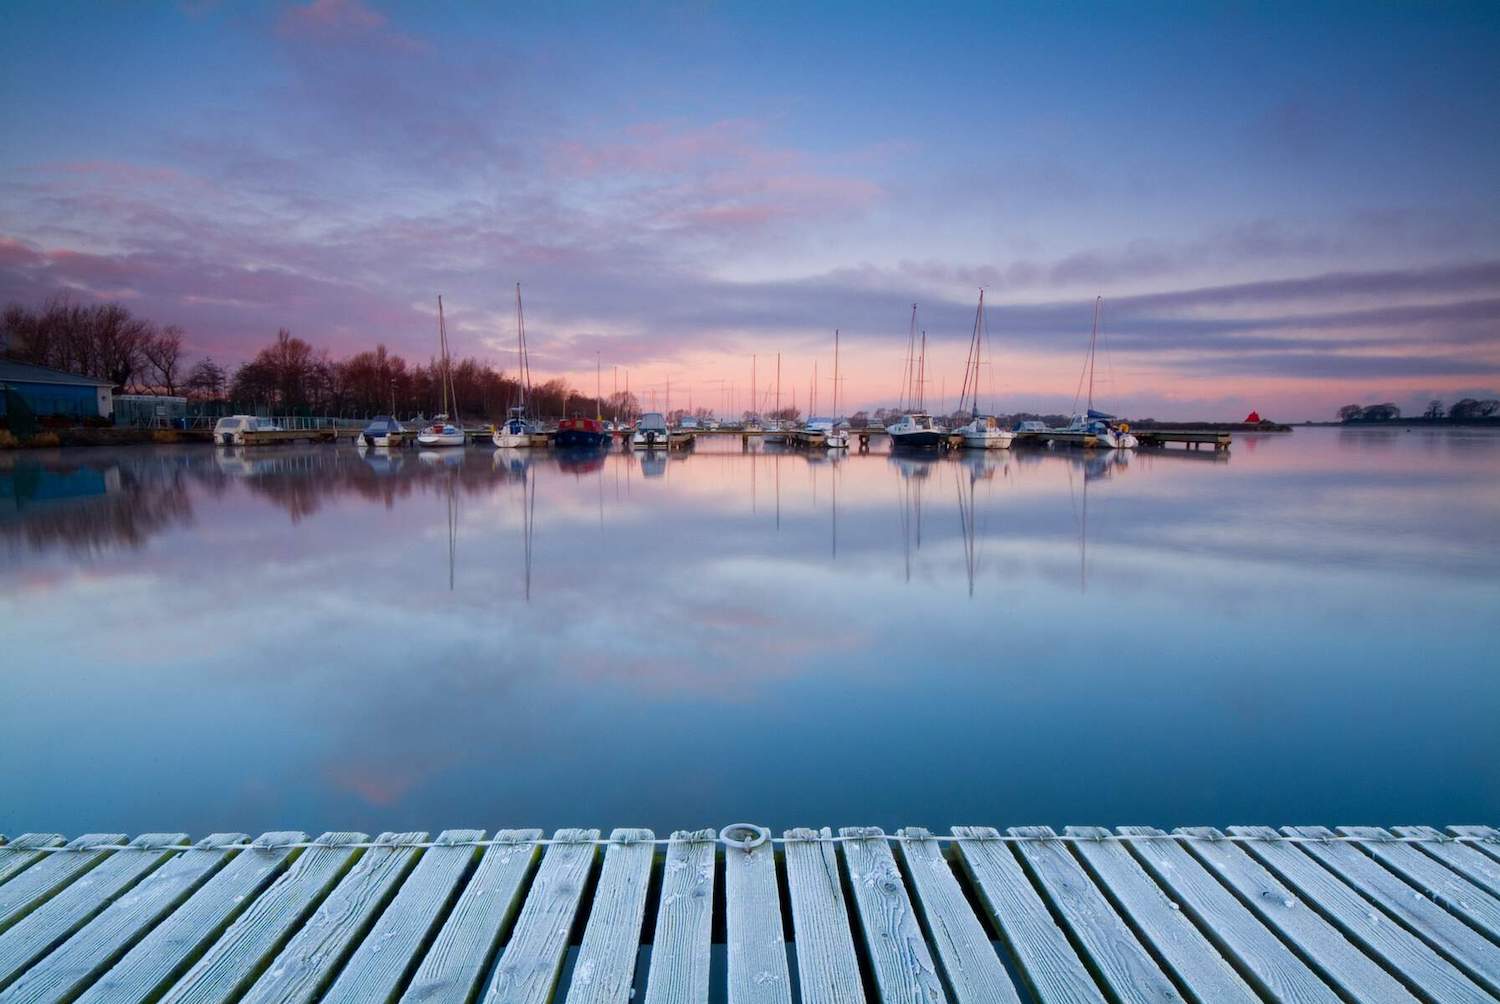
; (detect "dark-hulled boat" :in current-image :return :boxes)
[554,415,609,450]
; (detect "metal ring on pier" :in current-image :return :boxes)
[719,822,770,850]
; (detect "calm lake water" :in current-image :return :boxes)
[2,427,1497,837]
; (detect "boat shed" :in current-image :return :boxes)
[0,360,114,419]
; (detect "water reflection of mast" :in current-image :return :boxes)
[775,452,781,530]
[1065,461,1088,594]
[899,474,924,583]
[831,464,838,558]
[955,465,977,597]
[522,465,537,602]
[446,473,457,592]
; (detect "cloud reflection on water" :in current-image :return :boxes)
[2,429,1497,835]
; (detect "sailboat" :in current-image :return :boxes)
[1061,297,1138,449]
[954,290,1015,450]
[795,360,827,447]
[888,304,946,449]
[764,353,788,444]
[800,331,849,449]
[493,284,538,448]
[417,296,466,447]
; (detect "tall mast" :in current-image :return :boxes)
[751,355,756,420]
[917,329,927,411]
[833,330,840,419]
[1088,295,1101,411]
[775,353,781,419]
[515,282,531,417]
[811,360,817,418]
[437,294,453,418]
[595,352,602,421]
[902,303,918,412]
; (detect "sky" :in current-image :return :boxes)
[1,0,1498,421]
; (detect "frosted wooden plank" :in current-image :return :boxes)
[897,828,1018,1004]
[1009,827,1182,1004]
[481,828,599,1004]
[160,831,365,1004]
[1284,825,1500,996]
[1447,826,1500,866]
[1229,825,1491,1004]
[322,829,484,1004]
[3,833,244,1004]
[0,833,183,992]
[839,827,944,1004]
[1337,826,1500,941]
[782,828,863,1004]
[1395,826,1500,899]
[725,833,792,1004]
[75,831,304,1004]
[642,829,716,1004]
[402,829,541,1004]
[564,828,654,1004]
[238,830,426,1004]
[951,826,1105,1004]
[1117,827,1338,1004]
[1065,827,1258,1004]
[0,835,124,934]
[0,838,64,888]
[1172,827,1418,1004]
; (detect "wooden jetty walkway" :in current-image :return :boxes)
[1,825,1497,1003]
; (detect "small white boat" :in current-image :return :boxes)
[212,415,281,445]
[632,411,670,449]
[417,418,465,448]
[795,420,828,448]
[358,415,405,448]
[798,417,850,449]
[493,407,535,448]
[956,415,1015,450]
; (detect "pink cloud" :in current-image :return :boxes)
[277,0,418,48]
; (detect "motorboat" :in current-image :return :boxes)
[632,412,670,449]
[212,415,281,445]
[888,412,945,449]
[555,414,609,450]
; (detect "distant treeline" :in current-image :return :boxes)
[1337,399,1499,423]
[1,296,630,421]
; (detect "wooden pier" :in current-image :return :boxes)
[1,824,1497,1003]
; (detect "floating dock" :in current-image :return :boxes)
[1,824,1497,1002]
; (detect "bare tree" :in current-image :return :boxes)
[186,357,227,401]
[142,325,184,395]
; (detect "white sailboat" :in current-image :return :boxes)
[821,330,849,449]
[954,290,1015,450]
[417,296,466,447]
[493,283,537,448]
[1061,297,1138,449]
